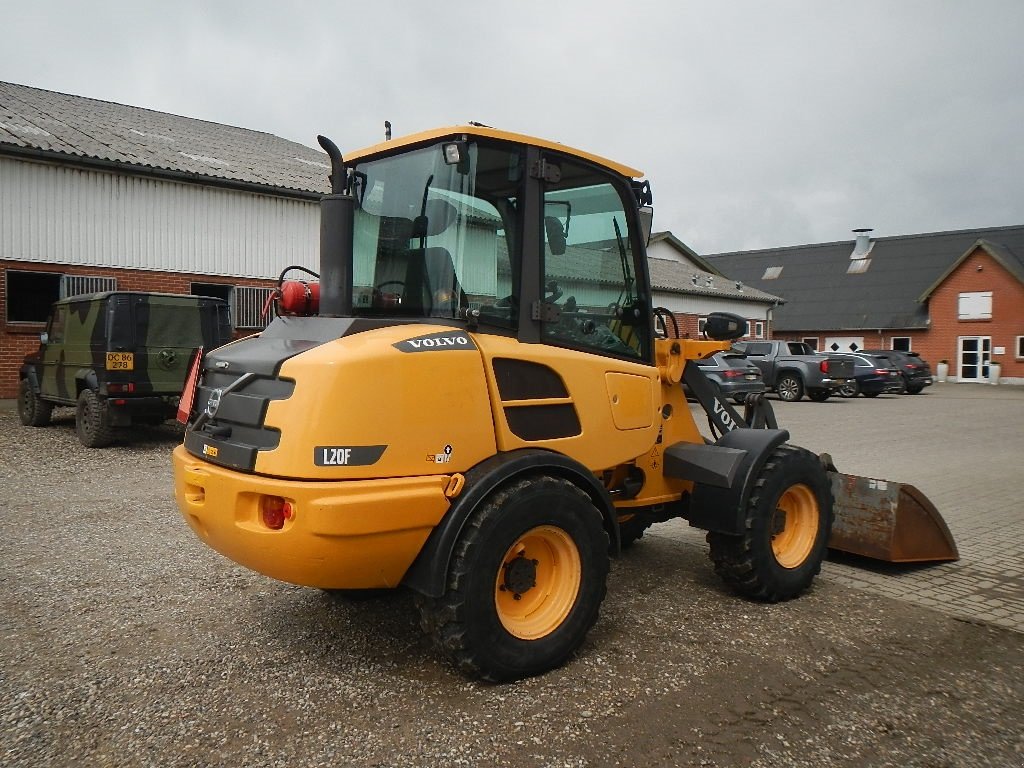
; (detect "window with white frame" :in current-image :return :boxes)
[754,320,764,339]
[1017,336,1024,359]
[802,337,819,351]
[234,286,275,329]
[891,336,911,351]
[958,291,992,320]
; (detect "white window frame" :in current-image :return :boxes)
[802,336,819,351]
[1017,336,1024,359]
[234,286,275,330]
[754,320,765,339]
[890,336,912,351]
[697,316,707,337]
[958,291,992,320]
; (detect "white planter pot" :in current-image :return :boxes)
[936,362,949,382]
[990,362,1001,384]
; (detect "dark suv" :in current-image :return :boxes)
[689,351,766,403]
[18,292,232,447]
[860,349,933,394]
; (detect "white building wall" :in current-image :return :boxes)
[0,157,319,279]
[650,290,773,320]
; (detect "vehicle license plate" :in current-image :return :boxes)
[744,374,757,380]
[106,352,134,371]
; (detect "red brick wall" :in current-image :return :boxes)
[664,312,769,341]
[925,248,1024,379]
[1,261,276,399]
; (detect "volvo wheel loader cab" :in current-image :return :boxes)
[172,125,950,682]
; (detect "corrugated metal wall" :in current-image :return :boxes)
[0,157,319,279]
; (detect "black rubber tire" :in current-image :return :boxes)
[905,384,924,395]
[807,388,830,402]
[17,378,52,427]
[862,391,880,398]
[838,381,859,398]
[706,445,833,602]
[619,516,652,549]
[415,475,609,682]
[733,395,748,405]
[76,389,115,448]
[775,374,804,402]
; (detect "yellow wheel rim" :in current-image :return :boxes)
[770,483,820,569]
[495,525,581,640]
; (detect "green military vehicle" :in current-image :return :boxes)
[18,291,233,447]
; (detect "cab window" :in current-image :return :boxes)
[540,158,648,360]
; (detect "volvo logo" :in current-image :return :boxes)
[205,388,223,418]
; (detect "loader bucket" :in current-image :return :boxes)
[827,472,959,563]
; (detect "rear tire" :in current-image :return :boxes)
[707,445,832,602]
[862,391,880,398]
[416,476,609,681]
[17,378,52,427]
[807,388,830,402]
[906,384,924,395]
[838,381,859,398]
[76,389,115,448]
[776,374,804,402]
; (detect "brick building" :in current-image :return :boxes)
[707,227,1024,384]
[1,81,329,398]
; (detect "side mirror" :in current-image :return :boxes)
[39,332,49,344]
[544,216,567,256]
[637,205,654,246]
[704,312,747,341]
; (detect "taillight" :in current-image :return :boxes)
[906,364,918,370]
[261,496,294,530]
[723,370,742,378]
[177,348,203,425]
[874,369,890,375]
[108,383,135,394]
[820,360,830,373]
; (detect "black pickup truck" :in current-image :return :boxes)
[732,340,856,402]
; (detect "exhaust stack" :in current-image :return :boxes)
[316,135,354,317]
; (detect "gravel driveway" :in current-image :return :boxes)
[1,399,1021,767]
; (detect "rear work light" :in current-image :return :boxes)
[107,382,135,394]
[261,496,294,530]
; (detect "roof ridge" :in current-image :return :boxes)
[705,223,1024,258]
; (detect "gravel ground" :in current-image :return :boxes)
[1,405,1022,767]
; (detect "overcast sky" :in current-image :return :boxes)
[3,1,1023,254]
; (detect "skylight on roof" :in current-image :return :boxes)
[178,152,230,168]
[762,266,783,280]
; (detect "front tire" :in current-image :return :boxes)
[76,389,115,448]
[416,476,609,681]
[707,445,832,602]
[776,374,804,402]
[807,388,830,402]
[17,379,52,426]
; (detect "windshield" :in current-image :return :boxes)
[350,142,522,326]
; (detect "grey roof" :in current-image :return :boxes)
[705,225,1024,331]
[0,81,330,197]
[648,231,725,275]
[647,256,784,304]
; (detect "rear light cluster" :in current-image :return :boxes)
[261,496,294,530]
[107,383,135,394]
[819,360,830,373]
[723,370,743,379]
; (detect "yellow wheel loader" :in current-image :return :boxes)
[172,125,957,681]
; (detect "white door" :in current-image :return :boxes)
[958,336,991,381]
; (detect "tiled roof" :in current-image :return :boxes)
[0,81,330,196]
[706,225,1024,331]
[647,256,784,304]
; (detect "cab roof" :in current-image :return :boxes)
[345,125,644,179]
